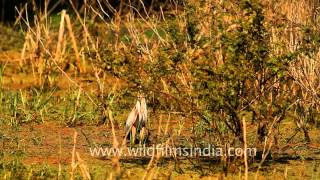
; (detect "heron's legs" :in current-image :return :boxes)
[139,127,145,145]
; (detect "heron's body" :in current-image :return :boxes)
[125,95,148,144]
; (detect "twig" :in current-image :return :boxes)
[242,117,248,180]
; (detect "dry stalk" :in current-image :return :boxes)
[284,166,288,179]
[71,88,82,124]
[69,0,102,63]
[126,4,168,46]
[70,130,78,180]
[157,114,162,139]
[107,108,121,175]
[164,113,170,135]
[55,10,66,62]
[69,131,91,179]
[76,152,91,180]
[242,117,248,180]
[58,131,62,180]
[65,14,83,73]
[254,116,281,180]
[15,2,54,87]
[142,141,171,180]
[15,7,98,106]
[142,111,174,180]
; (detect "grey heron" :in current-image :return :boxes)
[125,94,148,144]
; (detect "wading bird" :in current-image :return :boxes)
[125,94,148,144]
